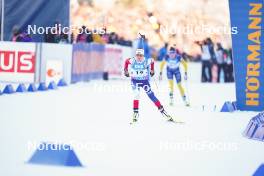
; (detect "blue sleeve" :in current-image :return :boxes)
[164,54,169,61]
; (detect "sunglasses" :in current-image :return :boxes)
[136,54,144,57]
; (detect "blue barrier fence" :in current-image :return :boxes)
[71,43,105,83]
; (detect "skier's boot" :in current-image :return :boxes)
[183,95,190,107]
[169,92,174,106]
[130,109,139,124]
[159,106,174,122]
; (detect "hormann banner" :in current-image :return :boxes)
[229,0,264,111]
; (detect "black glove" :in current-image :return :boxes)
[124,70,129,77]
[150,70,155,77]
[139,33,145,40]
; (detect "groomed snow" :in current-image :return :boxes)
[0,63,263,176]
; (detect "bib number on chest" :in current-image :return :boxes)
[131,69,148,78]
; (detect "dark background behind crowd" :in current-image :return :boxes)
[11,22,132,47]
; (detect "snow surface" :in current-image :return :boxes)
[0,63,263,176]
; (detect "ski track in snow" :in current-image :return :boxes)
[0,63,263,176]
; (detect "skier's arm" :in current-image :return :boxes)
[181,58,188,80]
[159,58,166,80]
[160,60,166,74]
[181,59,188,73]
[124,58,131,77]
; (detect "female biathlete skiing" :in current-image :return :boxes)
[159,47,190,107]
[124,48,175,124]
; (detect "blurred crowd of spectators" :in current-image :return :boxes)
[74,26,132,46]
[194,38,234,83]
[10,23,234,83]
[157,38,234,83]
[11,26,33,42]
[11,24,132,47]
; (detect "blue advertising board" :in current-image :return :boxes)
[229,0,264,111]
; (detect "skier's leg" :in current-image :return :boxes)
[143,82,174,121]
[177,83,185,97]
[175,71,189,106]
[175,71,184,96]
[142,80,162,109]
[131,80,140,122]
[133,90,139,113]
[132,80,173,122]
[168,80,174,96]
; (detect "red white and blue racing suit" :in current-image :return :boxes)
[124,57,162,113]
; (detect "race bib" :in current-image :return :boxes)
[130,58,149,80]
[130,69,148,78]
[167,60,180,69]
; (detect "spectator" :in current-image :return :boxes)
[102,34,109,43]
[224,49,234,82]
[11,26,21,41]
[11,26,32,42]
[117,36,127,46]
[206,38,218,83]
[101,28,109,43]
[195,39,213,82]
[59,33,70,44]
[76,26,88,43]
[44,21,63,43]
[19,32,33,42]
[215,43,225,82]
[157,43,168,61]
[59,27,72,44]
[117,36,132,46]
[92,30,105,44]
[85,27,93,43]
[206,38,216,63]
[108,32,118,44]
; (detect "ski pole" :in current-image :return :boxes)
[184,73,191,105]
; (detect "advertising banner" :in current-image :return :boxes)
[229,0,263,111]
[0,42,36,83]
[40,43,72,84]
[46,60,63,84]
